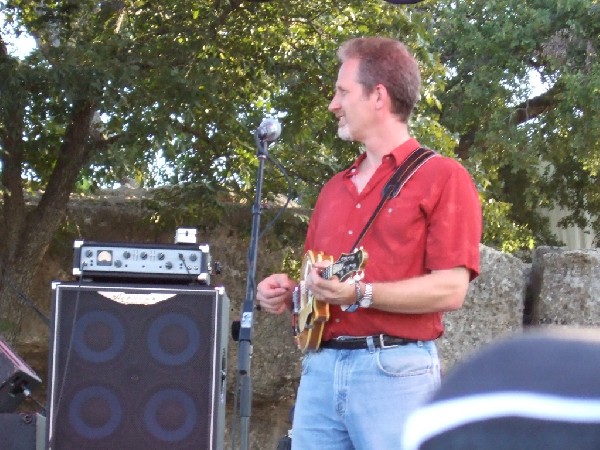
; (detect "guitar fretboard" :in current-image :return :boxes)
[321,266,333,280]
[320,253,363,282]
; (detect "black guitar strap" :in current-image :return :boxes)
[349,146,436,251]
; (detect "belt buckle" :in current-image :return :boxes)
[378,334,398,349]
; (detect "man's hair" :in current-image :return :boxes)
[338,37,421,122]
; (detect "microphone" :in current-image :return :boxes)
[256,118,282,143]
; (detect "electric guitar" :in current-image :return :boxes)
[292,248,368,353]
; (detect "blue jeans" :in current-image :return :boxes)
[291,340,440,450]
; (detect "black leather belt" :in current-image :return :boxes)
[320,334,418,350]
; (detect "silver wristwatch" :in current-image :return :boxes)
[359,283,373,308]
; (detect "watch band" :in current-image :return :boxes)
[344,281,373,312]
[359,283,373,308]
[344,280,362,312]
[342,280,362,312]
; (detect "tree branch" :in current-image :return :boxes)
[456,83,563,159]
[509,83,561,126]
[20,99,97,263]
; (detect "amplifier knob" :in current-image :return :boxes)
[123,251,131,259]
[189,254,198,262]
[115,260,122,268]
[85,250,93,258]
[158,253,165,260]
[165,262,173,269]
[140,252,148,260]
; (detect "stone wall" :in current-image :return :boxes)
[439,245,528,371]
[11,193,600,450]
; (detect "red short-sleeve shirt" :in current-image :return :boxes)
[304,138,482,341]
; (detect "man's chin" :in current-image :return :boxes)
[337,128,353,141]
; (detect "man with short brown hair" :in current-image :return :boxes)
[258,36,482,449]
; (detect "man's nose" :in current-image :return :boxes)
[328,96,339,112]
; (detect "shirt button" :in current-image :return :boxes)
[356,203,361,209]
[388,207,393,213]
[348,230,353,235]
[335,318,341,323]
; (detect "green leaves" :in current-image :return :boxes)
[433,0,600,249]
[8,0,441,197]
[5,0,597,252]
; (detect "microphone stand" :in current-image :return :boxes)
[236,132,271,450]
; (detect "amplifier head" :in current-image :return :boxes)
[72,241,212,284]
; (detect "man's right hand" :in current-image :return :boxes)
[256,274,297,315]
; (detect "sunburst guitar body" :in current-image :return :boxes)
[292,248,367,353]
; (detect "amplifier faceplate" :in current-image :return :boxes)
[72,240,211,283]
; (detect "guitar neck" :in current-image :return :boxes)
[320,250,365,281]
[321,265,334,280]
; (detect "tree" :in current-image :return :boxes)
[7,0,596,342]
[1,0,444,341]
[432,0,600,250]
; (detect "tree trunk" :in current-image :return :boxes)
[0,99,96,344]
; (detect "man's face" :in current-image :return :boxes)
[328,58,375,142]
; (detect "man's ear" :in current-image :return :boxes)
[374,84,389,110]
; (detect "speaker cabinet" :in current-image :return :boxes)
[47,282,229,450]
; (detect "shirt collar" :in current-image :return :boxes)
[387,138,422,166]
[344,138,421,178]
